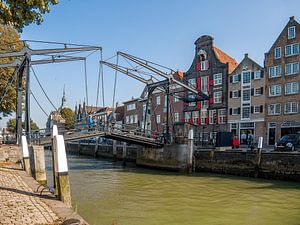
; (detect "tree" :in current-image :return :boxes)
[0,24,23,119]
[6,118,39,133]
[60,107,75,130]
[0,0,59,31]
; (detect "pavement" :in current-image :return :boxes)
[0,162,60,225]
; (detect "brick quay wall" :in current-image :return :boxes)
[194,150,300,182]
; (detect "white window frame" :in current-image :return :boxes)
[174,95,179,102]
[269,84,282,97]
[126,116,130,124]
[213,73,222,86]
[218,109,226,124]
[269,65,282,78]
[156,96,161,105]
[274,47,281,59]
[201,76,208,94]
[242,71,251,84]
[174,112,179,122]
[285,82,299,95]
[254,70,261,79]
[268,104,281,115]
[232,107,239,116]
[188,78,196,88]
[242,89,251,102]
[284,102,298,114]
[232,90,239,98]
[200,111,207,125]
[156,114,161,124]
[233,74,239,83]
[241,107,250,120]
[127,103,136,111]
[285,43,299,56]
[185,112,190,122]
[254,105,261,114]
[209,110,216,124]
[134,114,138,123]
[254,88,262,96]
[288,26,296,39]
[192,111,199,123]
[213,91,222,104]
[285,62,299,75]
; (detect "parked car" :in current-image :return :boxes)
[274,134,300,152]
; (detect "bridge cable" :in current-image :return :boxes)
[30,90,49,117]
[30,66,58,111]
[84,59,89,106]
[0,66,18,105]
[96,51,104,107]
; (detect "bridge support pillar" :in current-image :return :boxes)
[122,142,127,166]
[21,136,31,175]
[54,135,72,207]
[113,140,117,161]
[30,145,47,185]
[187,129,194,174]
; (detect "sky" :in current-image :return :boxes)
[1,0,300,128]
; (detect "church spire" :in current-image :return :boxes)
[60,85,66,109]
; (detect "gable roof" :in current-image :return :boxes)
[213,46,238,74]
[231,54,262,75]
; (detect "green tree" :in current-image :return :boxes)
[0,24,23,119]
[60,107,75,130]
[0,0,59,31]
[6,118,39,132]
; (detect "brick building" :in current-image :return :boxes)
[265,16,300,145]
[123,97,142,131]
[228,53,265,144]
[184,35,238,144]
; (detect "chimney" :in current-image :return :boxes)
[290,16,295,21]
[244,53,248,58]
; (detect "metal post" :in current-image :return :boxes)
[165,82,170,144]
[187,129,194,174]
[143,88,151,135]
[16,66,24,144]
[25,57,31,144]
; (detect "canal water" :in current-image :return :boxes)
[45,150,300,225]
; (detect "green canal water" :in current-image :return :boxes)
[45,151,300,225]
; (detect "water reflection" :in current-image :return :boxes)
[45,150,300,225]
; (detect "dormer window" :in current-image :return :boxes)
[288,26,296,39]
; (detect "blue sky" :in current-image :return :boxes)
[2,0,300,128]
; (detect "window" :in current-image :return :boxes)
[130,115,134,124]
[188,78,196,88]
[213,91,222,103]
[254,70,261,79]
[201,100,208,109]
[285,62,299,75]
[134,114,138,123]
[285,43,299,56]
[254,106,261,114]
[192,111,199,123]
[233,74,239,83]
[218,109,226,124]
[213,73,222,86]
[174,112,179,122]
[156,114,161,124]
[242,107,250,119]
[288,26,296,39]
[269,65,281,78]
[185,112,190,122]
[274,47,281,59]
[200,60,209,71]
[209,110,216,124]
[254,87,263,96]
[268,104,281,115]
[201,111,207,125]
[188,94,196,106]
[242,71,251,84]
[232,90,239,98]
[174,95,179,102]
[127,103,136,111]
[242,89,251,101]
[285,82,299,95]
[156,96,161,105]
[232,108,239,115]
[126,116,129,124]
[201,76,208,93]
[269,84,282,96]
[284,102,298,114]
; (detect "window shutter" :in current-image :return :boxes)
[229,108,232,115]
[230,91,232,98]
[238,74,241,81]
[196,63,201,71]
[260,87,264,95]
[251,88,254,96]
[197,78,201,91]
[205,117,209,125]
[251,72,254,79]
[261,70,264,78]
[215,111,218,124]
[230,76,233,83]
[251,106,254,114]
[260,105,263,113]
[210,79,214,86]
[238,90,241,97]
[209,95,214,104]
[238,107,241,114]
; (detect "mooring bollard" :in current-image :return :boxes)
[54,134,72,207]
[113,140,117,161]
[21,136,31,175]
[122,142,127,166]
[187,129,194,174]
[30,145,47,185]
[257,137,263,166]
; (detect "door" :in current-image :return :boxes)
[268,128,276,145]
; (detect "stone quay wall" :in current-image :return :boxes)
[194,150,300,182]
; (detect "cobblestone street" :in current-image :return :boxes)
[0,164,59,225]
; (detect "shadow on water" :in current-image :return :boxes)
[45,150,300,190]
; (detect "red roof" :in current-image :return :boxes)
[213,47,238,74]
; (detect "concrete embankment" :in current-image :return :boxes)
[194,150,300,182]
[0,145,88,225]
